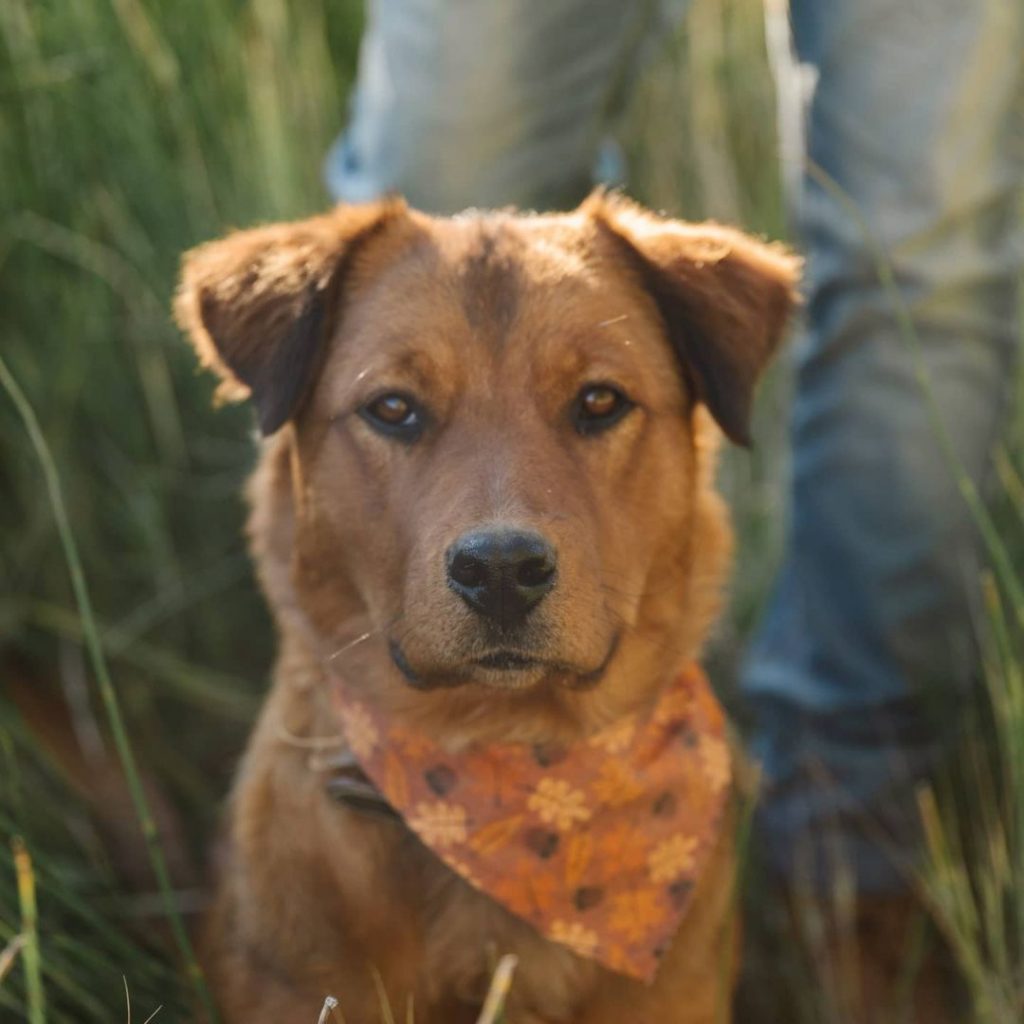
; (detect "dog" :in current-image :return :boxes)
[174,191,798,1023]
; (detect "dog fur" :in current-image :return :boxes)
[175,193,798,1023]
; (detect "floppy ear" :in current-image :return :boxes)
[174,199,406,435]
[584,192,801,446]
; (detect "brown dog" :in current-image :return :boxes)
[175,193,797,1024]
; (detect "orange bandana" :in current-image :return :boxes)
[330,665,730,983]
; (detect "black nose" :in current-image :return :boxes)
[446,529,557,626]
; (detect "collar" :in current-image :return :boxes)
[329,664,730,983]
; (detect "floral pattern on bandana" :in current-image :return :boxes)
[331,665,730,983]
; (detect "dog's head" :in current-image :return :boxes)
[176,194,797,735]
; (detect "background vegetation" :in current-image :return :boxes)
[0,1,1020,1021]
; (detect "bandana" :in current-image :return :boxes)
[329,665,730,983]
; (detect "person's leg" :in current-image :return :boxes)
[747,0,1024,895]
[325,0,672,213]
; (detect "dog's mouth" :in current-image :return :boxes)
[388,634,620,692]
[474,649,541,672]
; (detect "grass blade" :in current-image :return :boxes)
[0,356,217,1022]
[0,934,26,986]
[12,838,44,1024]
[475,954,518,1024]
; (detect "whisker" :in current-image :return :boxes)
[326,630,377,664]
[582,591,701,665]
[276,723,345,751]
[324,611,406,668]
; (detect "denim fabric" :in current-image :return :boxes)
[746,0,1023,891]
[324,0,670,211]
[326,0,1024,893]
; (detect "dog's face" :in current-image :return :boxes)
[176,195,797,728]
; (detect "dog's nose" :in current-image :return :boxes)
[446,529,557,625]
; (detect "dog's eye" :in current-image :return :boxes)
[360,392,424,440]
[572,384,633,435]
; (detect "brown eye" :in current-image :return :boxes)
[582,386,619,418]
[360,392,424,441]
[370,394,411,424]
[573,384,633,436]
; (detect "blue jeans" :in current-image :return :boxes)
[327,0,1024,892]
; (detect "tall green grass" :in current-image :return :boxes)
[918,436,1024,1020]
[0,0,1020,1020]
[2,1,361,1018]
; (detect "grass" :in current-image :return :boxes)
[2,1,362,1018]
[12,837,44,1024]
[0,352,211,1018]
[0,0,1021,1020]
[919,558,1024,1021]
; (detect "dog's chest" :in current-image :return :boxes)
[384,823,598,1022]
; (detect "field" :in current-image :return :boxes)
[1,1,1022,1021]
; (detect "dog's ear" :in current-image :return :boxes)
[584,192,800,446]
[174,199,406,435]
